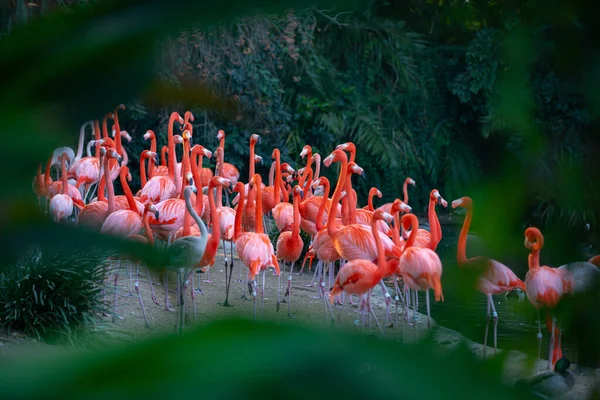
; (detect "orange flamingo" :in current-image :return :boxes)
[452,196,526,357]
[240,134,262,232]
[329,210,395,332]
[362,187,382,211]
[139,150,158,189]
[213,147,237,282]
[377,177,416,214]
[100,165,144,237]
[276,185,304,315]
[271,149,293,233]
[324,149,401,262]
[216,129,240,188]
[398,213,444,330]
[142,129,162,178]
[410,189,447,250]
[524,227,573,371]
[49,153,76,223]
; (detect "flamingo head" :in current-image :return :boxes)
[271,148,280,160]
[406,177,416,186]
[144,202,159,220]
[233,181,245,194]
[213,147,223,160]
[431,189,448,207]
[173,135,183,144]
[323,149,346,167]
[373,209,394,224]
[280,163,295,174]
[391,199,411,214]
[249,173,262,187]
[202,147,213,159]
[105,148,122,166]
[297,167,306,176]
[524,227,544,251]
[142,150,159,166]
[143,130,155,141]
[312,176,329,190]
[336,142,356,153]
[254,155,263,165]
[212,176,231,188]
[216,130,225,141]
[250,134,261,145]
[300,145,311,159]
[375,188,383,199]
[400,213,418,231]
[185,172,194,187]
[292,185,304,199]
[348,162,365,178]
[451,196,472,209]
[185,185,197,196]
[184,111,194,123]
[182,129,192,141]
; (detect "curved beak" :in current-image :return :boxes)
[153,154,159,166]
[117,154,123,167]
[361,170,366,179]
[154,210,160,220]
[191,185,198,194]
[298,188,305,199]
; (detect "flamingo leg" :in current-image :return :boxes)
[277,261,284,312]
[112,268,119,323]
[425,289,431,330]
[412,290,417,341]
[490,297,498,354]
[379,279,392,329]
[484,294,491,359]
[260,269,266,319]
[178,268,185,335]
[203,267,213,283]
[306,260,321,288]
[251,279,257,321]
[536,308,542,373]
[164,271,175,312]
[135,279,150,329]
[188,276,197,325]
[286,262,294,317]
[145,265,160,306]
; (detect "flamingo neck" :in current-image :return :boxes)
[345,172,357,224]
[391,211,402,246]
[113,108,123,156]
[371,216,385,274]
[44,158,52,191]
[292,191,300,238]
[405,215,420,248]
[60,156,68,195]
[102,114,111,139]
[426,197,439,249]
[254,176,264,234]
[161,146,168,167]
[94,121,101,158]
[105,156,115,214]
[190,150,205,216]
[216,150,224,206]
[315,180,330,232]
[233,188,245,240]
[140,154,148,187]
[327,153,348,238]
[403,180,409,204]
[143,211,154,246]
[120,168,138,213]
[274,151,281,206]
[148,132,157,174]
[312,154,321,187]
[367,189,376,212]
[208,182,220,244]
[457,206,472,265]
[528,248,541,270]
[180,138,191,198]
[74,123,87,162]
[167,113,178,181]
[268,161,276,187]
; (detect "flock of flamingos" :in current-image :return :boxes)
[32,106,600,372]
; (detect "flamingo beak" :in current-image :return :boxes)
[117,155,123,167]
[298,189,305,199]
[451,199,462,209]
[153,154,159,166]
[154,210,160,220]
[191,185,198,194]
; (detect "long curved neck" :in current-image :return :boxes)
[234,188,245,240]
[74,122,88,162]
[292,192,300,238]
[167,114,178,180]
[367,189,376,212]
[208,183,220,244]
[249,141,256,180]
[93,121,101,158]
[315,180,330,232]
[274,151,281,206]
[327,155,348,238]
[303,169,313,198]
[268,161,276,187]
[457,206,472,265]
[113,108,123,156]
[426,198,439,249]
[403,180,410,204]
[143,211,154,246]
[120,168,138,213]
[345,172,357,224]
[185,189,208,241]
[391,211,402,246]
[254,177,264,234]
[216,151,224,206]
[60,156,68,195]
[219,135,225,149]
[86,140,95,158]
[312,154,321,183]
[102,114,111,139]
[528,247,541,270]
[371,217,385,272]
[148,132,157,173]
[105,156,115,214]
[161,146,168,167]
[140,154,148,187]
[405,216,420,248]
[190,150,204,215]
[180,138,191,198]
[44,158,53,190]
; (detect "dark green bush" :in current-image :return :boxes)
[0,248,108,343]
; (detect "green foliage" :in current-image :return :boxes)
[0,248,107,343]
[0,317,536,400]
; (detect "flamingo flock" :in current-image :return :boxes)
[33,105,599,372]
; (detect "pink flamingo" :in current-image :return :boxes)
[239,134,262,233]
[275,185,305,315]
[329,210,395,332]
[362,187,382,211]
[452,196,526,357]
[377,177,416,214]
[100,165,144,237]
[49,153,76,222]
[142,130,160,178]
[139,112,183,203]
[271,149,293,233]
[216,130,240,198]
[410,189,447,250]
[524,227,573,371]
[213,147,237,279]
[397,213,444,330]
[236,174,280,319]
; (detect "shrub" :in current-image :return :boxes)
[0,247,108,343]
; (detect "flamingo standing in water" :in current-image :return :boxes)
[397,213,444,330]
[452,196,526,357]
[524,227,573,371]
[329,210,395,332]
[276,185,304,315]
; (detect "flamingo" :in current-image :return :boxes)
[139,150,159,189]
[142,130,160,178]
[162,185,209,334]
[65,120,94,177]
[409,189,447,250]
[452,196,526,357]
[140,112,183,203]
[397,213,444,330]
[213,147,237,283]
[276,185,305,315]
[524,227,573,371]
[235,174,280,319]
[588,255,600,267]
[49,153,76,223]
[323,149,401,262]
[100,165,144,237]
[329,210,395,332]
[240,134,262,232]
[377,177,416,214]
[78,148,122,231]
[363,187,382,211]
[216,130,240,186]
[271,149,294,233]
